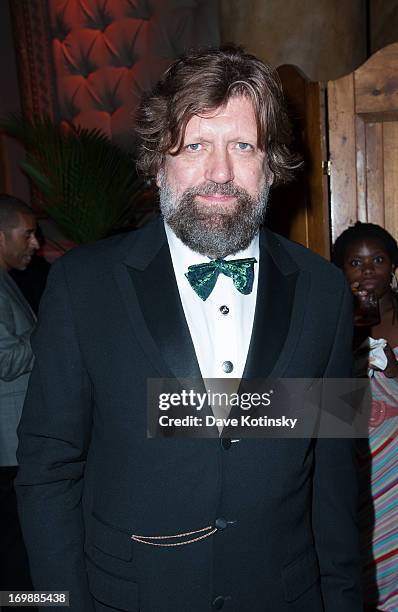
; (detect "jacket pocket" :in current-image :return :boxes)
[87,557,139,611]
[85,514,138,609]
[87,512,133,561]
[282,547,320,602]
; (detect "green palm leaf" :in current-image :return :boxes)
[0,114,146,244]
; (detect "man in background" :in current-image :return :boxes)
[0,194,38,593]
[10,221,51,316]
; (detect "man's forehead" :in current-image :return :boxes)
[195,95,255,117]
[182,96,257,137]
[14,212,36,230]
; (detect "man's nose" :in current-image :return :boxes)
[30,235,40,250]
[204,148,234,183]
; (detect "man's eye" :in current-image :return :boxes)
[374,256,384,264]
[186,143,202,151]
[350,259,361,267]
[237,142,252,151]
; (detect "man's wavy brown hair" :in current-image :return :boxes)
[135,45,300,184]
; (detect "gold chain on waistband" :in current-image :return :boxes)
[131,525,217,547]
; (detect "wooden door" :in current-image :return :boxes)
[328,43,398,243]
[274,65,330,258]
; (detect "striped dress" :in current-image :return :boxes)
[358,347,398,611]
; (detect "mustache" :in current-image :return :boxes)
[184,182,251,198]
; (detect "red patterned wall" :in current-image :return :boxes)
[47,0,219,146]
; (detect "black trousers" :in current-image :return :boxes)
[0,466,35,608]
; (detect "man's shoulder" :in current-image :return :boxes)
[0,269,23,303]
[262,228,343,282]
[0,269,10,292]
[0,272,14,307]
[54,217,163,275]
[59,233,131,269]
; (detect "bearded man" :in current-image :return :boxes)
[16,47,362,611]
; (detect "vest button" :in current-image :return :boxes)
[222,360,233,373]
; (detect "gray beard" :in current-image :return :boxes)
[158,174,270,259]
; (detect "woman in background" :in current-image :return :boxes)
[333,222,398,612]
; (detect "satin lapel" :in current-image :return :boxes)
[128,250,204,382]
[113,220,217,437]
[241,229,309,381]
[112,219,202,382]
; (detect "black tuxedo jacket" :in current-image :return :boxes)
[16,219,362,611]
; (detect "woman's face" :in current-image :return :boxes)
[343,237,395,299]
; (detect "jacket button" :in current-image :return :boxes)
[215,517,228,530]
[212,596,225,609]
[221,437,231,450]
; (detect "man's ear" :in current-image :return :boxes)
[263,160,274,186]
[156,167,165,189]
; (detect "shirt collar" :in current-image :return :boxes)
[164,221,259,279]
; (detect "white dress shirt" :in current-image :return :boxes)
[165,222,259,380]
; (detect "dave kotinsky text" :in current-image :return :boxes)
[155,389,298,433]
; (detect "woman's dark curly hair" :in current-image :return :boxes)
[135,45,301,183]
[332,221,398,269]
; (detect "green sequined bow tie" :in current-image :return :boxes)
[185,257,257,301]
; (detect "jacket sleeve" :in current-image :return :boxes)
[312,279,363,611]
[15,258,95,611]
[0,292,34,381]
